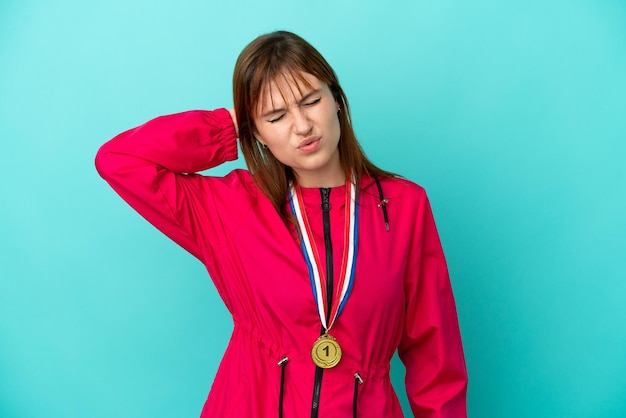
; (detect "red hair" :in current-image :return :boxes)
[233,31,392,223]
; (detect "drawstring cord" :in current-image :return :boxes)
[277,359,363,418]
[353,372,364,418]
[372,174,389,231]
[277,357,289,418]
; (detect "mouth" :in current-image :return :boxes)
[297,136,321,152]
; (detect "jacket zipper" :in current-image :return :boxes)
[311,187,334,418]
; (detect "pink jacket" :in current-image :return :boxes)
[95,108,467,417]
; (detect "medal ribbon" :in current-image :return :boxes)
[288,179,359,331]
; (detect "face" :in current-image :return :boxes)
[253,72,343,188]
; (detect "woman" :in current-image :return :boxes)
[96,31,467,417]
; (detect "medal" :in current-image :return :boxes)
[289,178,359,369]
[311,333,342,369]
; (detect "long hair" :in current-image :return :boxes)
[233,31,392,224]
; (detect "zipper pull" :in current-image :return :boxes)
[321,187,331,212]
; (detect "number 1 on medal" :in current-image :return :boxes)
[311,334,342,368]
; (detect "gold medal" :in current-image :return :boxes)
[311,333,342,368]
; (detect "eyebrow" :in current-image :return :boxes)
[260,89,323,118]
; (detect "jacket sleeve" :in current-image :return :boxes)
[94,108,239,261]
[398,192,468,417]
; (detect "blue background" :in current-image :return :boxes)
[1,1,625,417]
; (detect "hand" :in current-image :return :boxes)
[228,108,239,138]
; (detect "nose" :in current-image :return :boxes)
[292,108,312,136]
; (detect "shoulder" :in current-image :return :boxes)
[385,176,426,196]
[361,174,428,204]
[197,168,254,187]
[220,168,256,188]
[194,168,260,203]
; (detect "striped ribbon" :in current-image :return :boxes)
[288,179,359,331]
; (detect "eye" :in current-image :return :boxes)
[304,97,321,106]
[267,114,285,123]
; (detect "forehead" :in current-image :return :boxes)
[256,71,324,114]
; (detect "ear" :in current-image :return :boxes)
[253,132,267,149]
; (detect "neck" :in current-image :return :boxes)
[295,170,346,188]
[293,152,346,188]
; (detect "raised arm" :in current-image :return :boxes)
[95,108,239,260]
